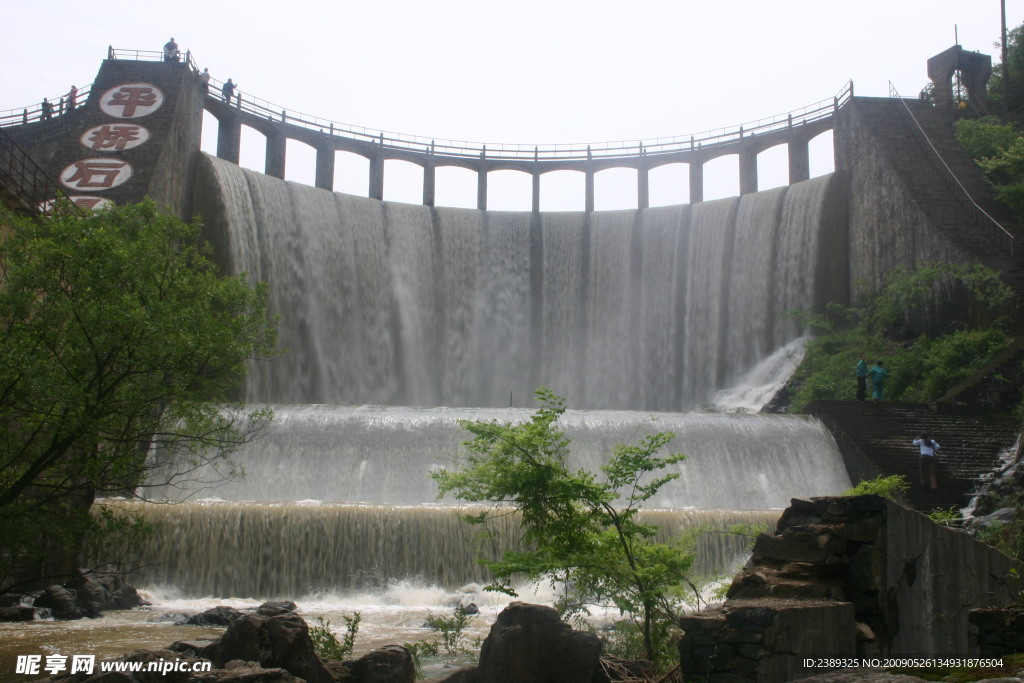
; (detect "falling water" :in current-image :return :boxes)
[106,159,854,611]
[146,406,850,510]
[195,155,847,411]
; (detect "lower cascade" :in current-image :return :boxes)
[119,405,852,599]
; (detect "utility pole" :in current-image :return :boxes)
[1002,0,1010,120]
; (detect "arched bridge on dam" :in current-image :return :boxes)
[1,47,848,211]
[195,53,847,210]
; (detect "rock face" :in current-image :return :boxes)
[188,606,244,626]
[202,612,334,683]
[339,645,416,683]
[678,495,1024,682]
[30,570,145,620]
[470,602,603,683]
[970,605,1024,656]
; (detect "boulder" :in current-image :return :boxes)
[202,612,333,683]
[473,602,602,683]
[339,645,416,683]
[34,585,83,620]
[193,661,303,683]
[30,571,145,620]
[257,601,297,617]
[0,605,37,621]
[188,606,244,626]
[67,570,145,615]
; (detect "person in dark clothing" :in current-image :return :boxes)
[221,79,237,104]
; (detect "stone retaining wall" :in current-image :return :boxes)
[679,495,1022,682]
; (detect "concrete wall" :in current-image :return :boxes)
[7,59,203,219]
[832,97,984,305]
[679,495,1022,682]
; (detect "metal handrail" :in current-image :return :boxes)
[888,81,1015,256]
[0,46,852,165]
[0,127,80,215]
[90,46,850,163]
[202,77,852,162]
[0,83,94,127]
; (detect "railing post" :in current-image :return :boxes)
[477,146,487,211]
[585,145,594,212]
[315,144,335,191]
[689,155,704,204]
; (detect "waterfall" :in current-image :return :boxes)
[146,406,850,510]
[124,157,858,603]
[196,154,847,411]
[107,500,780,599]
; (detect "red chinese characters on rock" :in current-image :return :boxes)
[99,83,165,119]
[81,124,151,152]
[60,159,133,191]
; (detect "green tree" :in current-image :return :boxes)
[431,388,694,664]
[987,22,1024,116]
[0,200,276,590]
[786,263,1016,412]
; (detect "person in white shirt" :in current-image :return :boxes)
[913,433,940,489]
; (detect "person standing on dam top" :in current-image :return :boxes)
[221,79,237,104]
[855,354,868,401]
[868,360,888,401]
[163,37,179,62]
[913,433,941,489]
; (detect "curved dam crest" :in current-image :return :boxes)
[193,154,849,411]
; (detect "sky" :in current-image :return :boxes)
[3,0,1023,210]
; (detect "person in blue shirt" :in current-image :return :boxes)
[855,354,868,401]
[869,360,888,401]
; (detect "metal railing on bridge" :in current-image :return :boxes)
[0,46,851,169]
[97,46,850,163]
[0,82,93,127]
[206,77,852,162]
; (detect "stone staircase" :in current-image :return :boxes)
[807,399,1019,513]
[855,97,1024,298]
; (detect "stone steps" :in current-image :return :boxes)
[808,400,1018,512]
[857,99,1024,296]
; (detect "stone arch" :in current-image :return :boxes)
[702,154,740,200]
[488,169,533,211]
[434,165,477,209]
[284,138,316,185]
[383,158,424,204]
[539,170,586,211]
[648,162,689,206]
[334,150,370,197]
[808,129,835,178]
[594,167,638,210]
[756,142,789,191]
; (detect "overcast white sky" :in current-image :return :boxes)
[3,0,1022,210]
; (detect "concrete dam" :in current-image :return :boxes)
[2,50,1020,616]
